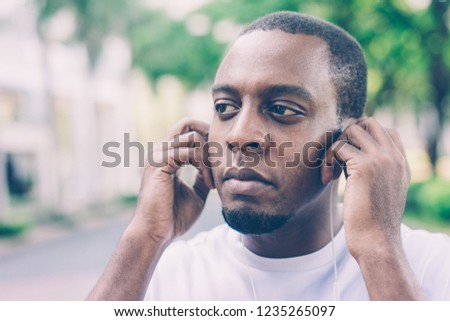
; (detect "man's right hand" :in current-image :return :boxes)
[87,118,213,300]
[128,118,214,247]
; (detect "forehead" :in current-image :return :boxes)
[214,30,335,104]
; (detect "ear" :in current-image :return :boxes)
[320,115,364,185]
[321,158,342,185]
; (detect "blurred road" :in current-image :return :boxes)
[0,193,223,300]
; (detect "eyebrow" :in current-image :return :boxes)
[211,83,315,106]
[211,84,240,97]
[265,84,314,105]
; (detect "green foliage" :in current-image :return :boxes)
[406,178,450,222]
[0,222,28,238]
[36,0,140,68]
[200,0,301,23]
[128,12,224,87]
[118,194,138,204]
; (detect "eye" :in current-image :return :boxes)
[267,104,301,116]
[214,103,239,114]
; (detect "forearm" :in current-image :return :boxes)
[357,246,425,300]
[87,224,169,301]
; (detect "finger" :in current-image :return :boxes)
[153,146,214,190]
[165,131,205,150]
[153,129,215,189]
[344,124,379,153]
[386,128,406,158]
[386,128,411,181]
[356,117,395,148]
[164,118,210,141]
[165,131,216,189]
[341,116,366,130]
[331,139,362,164]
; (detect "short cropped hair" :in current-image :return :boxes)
[240,11,367,119]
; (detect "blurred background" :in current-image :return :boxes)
[0,0,449,300]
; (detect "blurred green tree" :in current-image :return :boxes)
[322,0,450,172]
[35,0,138,68]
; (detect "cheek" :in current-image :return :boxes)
[270,127,327,169]
[274,165,323,210]
[268,138,318,169]
[270,140,323,193]
[207,119,226,151]
[206,130,227,186]
[303,141,325,168]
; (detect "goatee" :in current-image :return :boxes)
[221,207,293,235]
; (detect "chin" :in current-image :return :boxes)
[221,207,293,235]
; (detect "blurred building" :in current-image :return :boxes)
[0,1,142,218]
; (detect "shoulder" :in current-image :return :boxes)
[401,224,450,253]
[401,224,450,299]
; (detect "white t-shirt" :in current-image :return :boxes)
[146,223,450,300]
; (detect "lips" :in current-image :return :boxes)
[222,167,273,196]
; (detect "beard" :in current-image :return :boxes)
[221,207,293,235]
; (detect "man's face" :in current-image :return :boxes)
[209,30,339,234]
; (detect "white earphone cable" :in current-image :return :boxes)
[330,180,340,301]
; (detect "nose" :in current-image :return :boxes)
[225,106,270,155]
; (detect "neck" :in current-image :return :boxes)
[242,183,342,258]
